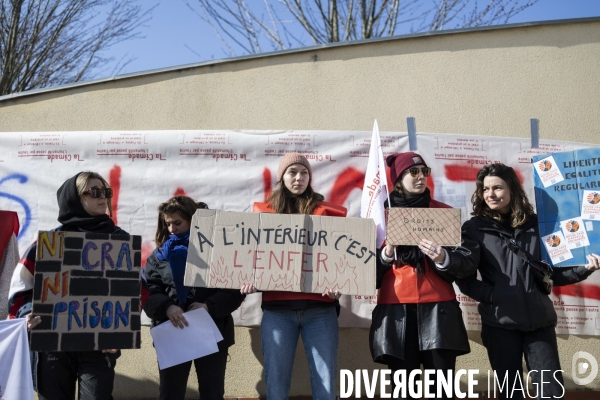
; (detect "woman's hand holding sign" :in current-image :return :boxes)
[585,253,600,271]
[323,288,342,299]
[25,314,41,331]
[418,239,446,264]
[240,283,258,294]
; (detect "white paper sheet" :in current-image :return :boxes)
[150,308,223,370]
[0,319,34,400]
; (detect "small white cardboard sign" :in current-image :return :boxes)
[541,231,574,264]
[534,155,565,188]
[581,190,600,220]
[559,217,590,249]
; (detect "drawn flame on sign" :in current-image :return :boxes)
[309,254,357,294]
[255,269,301,291]
[209,256,236,288]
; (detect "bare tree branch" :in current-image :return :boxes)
[0,0,154,95]
[188,0,539,57]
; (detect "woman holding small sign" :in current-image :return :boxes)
[143,195,245,400]
[369,152,473,399]
[8,171,125,400]
[447,163,600,399]
[241,153,346,400]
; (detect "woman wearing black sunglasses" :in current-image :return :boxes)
[369,152,473,399]
[9,171,125,400]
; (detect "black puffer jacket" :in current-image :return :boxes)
[453,215,593,331]
[143,249,244,347]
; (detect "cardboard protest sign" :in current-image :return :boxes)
[385,208,461,246]
[30,231,142,351]
[533,147,600,266]
[184,210,377,296]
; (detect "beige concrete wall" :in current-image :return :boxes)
[2,18,600,398]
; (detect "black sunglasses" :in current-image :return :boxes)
[82,187,113,199]
[407,167,431,177]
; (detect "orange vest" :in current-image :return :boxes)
[253,201,347,303]
[378,199,457,304]
[252,201,347,217]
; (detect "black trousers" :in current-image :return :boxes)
[481,324,565,400]
[158,341,229,400]
[37,351,117,400]
[387,304,457,400]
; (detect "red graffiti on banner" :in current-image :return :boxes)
[554,283,600,301]
[328,167,364,207]
[109,165,121,225]
[444,164,523,183]
[263,168,272,202]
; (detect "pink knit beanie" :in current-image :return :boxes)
[277,153,312,182]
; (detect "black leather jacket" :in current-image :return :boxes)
[143,249,245,347]
[453,215,593,331]
[370,242,475,363]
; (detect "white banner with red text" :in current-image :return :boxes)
[0,130,597,334]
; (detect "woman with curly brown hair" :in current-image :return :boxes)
[447,163,600,400]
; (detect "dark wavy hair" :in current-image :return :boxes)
[472,163,534,227]
[155,195,206,246]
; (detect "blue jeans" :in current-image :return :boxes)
[261,307,339,400]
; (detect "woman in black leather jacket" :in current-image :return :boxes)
[448,163,600,400]
[370,152,473,400]
[143,196,244,400]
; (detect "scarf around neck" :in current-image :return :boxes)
[158,231,191,305]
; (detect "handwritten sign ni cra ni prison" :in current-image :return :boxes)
[30,231,142,352]
[184,210,377,296]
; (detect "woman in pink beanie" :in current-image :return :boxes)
[369,152,473,399]
[242,152,346,400]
